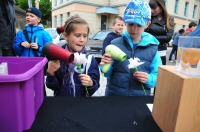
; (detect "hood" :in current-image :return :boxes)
[138,32,159,46]
[25,23,44,32]
[123,31,159,49]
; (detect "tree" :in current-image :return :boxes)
[17,0,35,10]
[39,0,52,22]
[16,0,52,26]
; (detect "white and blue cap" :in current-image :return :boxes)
[124,0,151,27]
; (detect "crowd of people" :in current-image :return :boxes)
[1,0,199,97]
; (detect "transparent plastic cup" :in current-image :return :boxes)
[0,62,8,75]
[176,36,200,76]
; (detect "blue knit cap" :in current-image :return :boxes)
[26,7,42,18]
[124,0,151,27]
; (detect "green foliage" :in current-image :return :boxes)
[17,0,36,10]
[39,0,52,21]
[16,0,52,26]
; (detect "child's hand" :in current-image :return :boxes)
[47,60,60,76]
[100,53,112,65]
[21,41,31,48]
[134,71,148,83]
[79,74,93,87]
[31,43,39,50]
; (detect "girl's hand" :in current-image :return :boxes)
[47,60,60,76]
[31,43,39,50]
[79,74,93,87]
[21,41,31,48]
[134,71,148,83]
[100,53,112,65]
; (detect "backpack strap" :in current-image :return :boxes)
[23,29,39,57]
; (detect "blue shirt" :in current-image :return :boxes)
[172,33,183,46]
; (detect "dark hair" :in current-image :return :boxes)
[188,22,197,28]
[179,29,185,34]
[149,0,173,30]
[56,26,64,34]
[64,15,89,35]
[113,16,123,25]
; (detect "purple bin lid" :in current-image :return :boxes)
[0,57,48,82]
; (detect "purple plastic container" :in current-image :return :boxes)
[0,57,48,132]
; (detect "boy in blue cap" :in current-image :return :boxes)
[100,0,162,96]
[14,7,52,57]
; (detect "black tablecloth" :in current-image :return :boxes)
[25,96,161,132]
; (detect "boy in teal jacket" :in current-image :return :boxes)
[100,0,162,96]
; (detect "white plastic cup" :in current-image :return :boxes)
[0,62,8,75]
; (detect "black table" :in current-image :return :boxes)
[25,96,161,132]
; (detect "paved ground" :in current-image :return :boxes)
[46,47,175,96]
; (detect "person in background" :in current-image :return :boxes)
[14,7,52,57]
[102,16,124,55]
[186,22,197,33]
[172,30,178,41]
[14,7,52,96]
[189,19,200,36]
[169,29,185,62]
[100,0,162,96]
[53,26,66,47]
[0,0,16,56]
[146,0,174,65]
[56,26,65,40]
[46,15,100,97]
[184,21,197,36]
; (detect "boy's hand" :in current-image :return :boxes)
[31,43,39,50]
[100,53,112,65]
[47,60,60,76]
[79,74,93,87]
[134,71,148,83]
[21,41,31,48]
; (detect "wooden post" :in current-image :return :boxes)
[152,66,200,132]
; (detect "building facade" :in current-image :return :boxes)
[15,5,26,31]
[51,0,200,34]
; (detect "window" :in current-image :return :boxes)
[183,25,186,29]
[164,0,167,6]
[60,0,63,3]
[67,12,70,19]
[192,5,197,18]
[174,23,176,30]
[184,2,189,16]
[54,0,57,6]
[54,16,57,27]
[174,0,179,14]
[60,14,63,26]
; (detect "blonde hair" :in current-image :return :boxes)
[112,16,123,25]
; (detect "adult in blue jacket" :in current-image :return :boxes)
[100,0,162,96]
[14,7,52,57]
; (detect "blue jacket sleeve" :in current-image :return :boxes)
[38,31,52,53]
[14,30,26,55]
[145,51,162,88]
[102,35,113,55]
[46,73,60,91]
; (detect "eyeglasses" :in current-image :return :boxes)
[127,23,142,27]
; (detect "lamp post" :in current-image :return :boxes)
[35,0,40,9]
[28,0,32,8]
